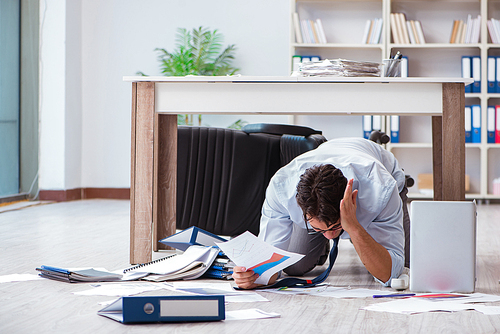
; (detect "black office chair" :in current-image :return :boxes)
[176,123,327,237]
[369,130,414,188]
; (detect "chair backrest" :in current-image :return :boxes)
[176,124,327,237]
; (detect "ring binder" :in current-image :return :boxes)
[123,254,177,273]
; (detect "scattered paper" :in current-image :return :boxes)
[362,298,473,315]
[0,274,43,283]
[172,282,268,303]
[265,286,395,299]
[216,231,304,285]
[225,308,280,321]
[419,293,500,304]
[473,305,500,315]
[73,282,170,296]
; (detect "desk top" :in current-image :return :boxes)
[124,75,473,85]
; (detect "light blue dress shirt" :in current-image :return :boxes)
[258,137,406,285]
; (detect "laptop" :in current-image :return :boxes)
[409,201,476,293]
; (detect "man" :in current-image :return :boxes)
[233,137,409,289]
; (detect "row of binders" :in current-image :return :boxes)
[390,13,426,44]
[463,56,500,94]
[450,15,481,44]
[462,56,481,93]
[468,105,500,144]
[292,13,327,44]
[363,105,500,144]
[363,115,400,144]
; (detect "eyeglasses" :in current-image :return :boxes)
[305,219,343,235]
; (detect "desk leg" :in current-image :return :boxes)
[130,82,155,264]
[433,82,465,201]
[153,114,177,251]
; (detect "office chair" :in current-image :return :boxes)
[176,124,327,237]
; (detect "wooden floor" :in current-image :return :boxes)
[1,199,500,333]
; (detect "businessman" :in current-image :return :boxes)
[232,137,409,289]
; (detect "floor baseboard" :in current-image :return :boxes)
[39,188,130,201]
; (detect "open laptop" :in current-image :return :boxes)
[409,201,476,293]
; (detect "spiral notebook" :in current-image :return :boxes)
[123,245,219,281]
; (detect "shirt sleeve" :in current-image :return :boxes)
[368,184,405,286]
[258,180,295,251]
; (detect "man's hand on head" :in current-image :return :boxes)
[340,178,359,233]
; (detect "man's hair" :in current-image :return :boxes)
[295,164,347,227]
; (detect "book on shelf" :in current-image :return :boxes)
[362,18,382,44]
[390,13,425,44]
[293,12,302,43]
[487,18,500,44]
[450,15,481,43]
[296,14,327,44]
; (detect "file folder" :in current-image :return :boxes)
[488,106,496,143]
[372,115,382,131]
[159,226,227,251]
[472,56,481,93]
[465,106,472,143]
[497,57,500,93]
[472,105,481,143]
[390,115,400,143]
[488,57,496,93]
[363,115,372,139]
[462,56,472,93]
[98,295,225,323]
[496,106,500,143]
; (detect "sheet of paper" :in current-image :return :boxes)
[172,282,268,303]
[225,308,280,321]
[216,231,304,285]
[0,274,42,283]
[472,305,500,315]
[362,298,474,315]
[416,293,500,304]
[265,286,395,298]
[73,282,170,296]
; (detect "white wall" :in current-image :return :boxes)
[40,0,359,191]
[80,0,294,189]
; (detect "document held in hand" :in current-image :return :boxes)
[215,231,305,285]
[98,295,225,323]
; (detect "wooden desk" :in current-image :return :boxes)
[124,76,472,264]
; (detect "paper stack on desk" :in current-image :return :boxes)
[298,59,381,77]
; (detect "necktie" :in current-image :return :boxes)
[260,236,339,289]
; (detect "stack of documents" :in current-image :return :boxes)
[36,266,123,283]
[123,245,219,282]
[298,59,381,77]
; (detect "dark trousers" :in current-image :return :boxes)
[284,186,410,276]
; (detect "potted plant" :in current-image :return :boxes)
[138,26,241,126]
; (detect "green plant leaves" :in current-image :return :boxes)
[154,26,238,76]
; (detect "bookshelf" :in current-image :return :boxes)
[289,0,500,202]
